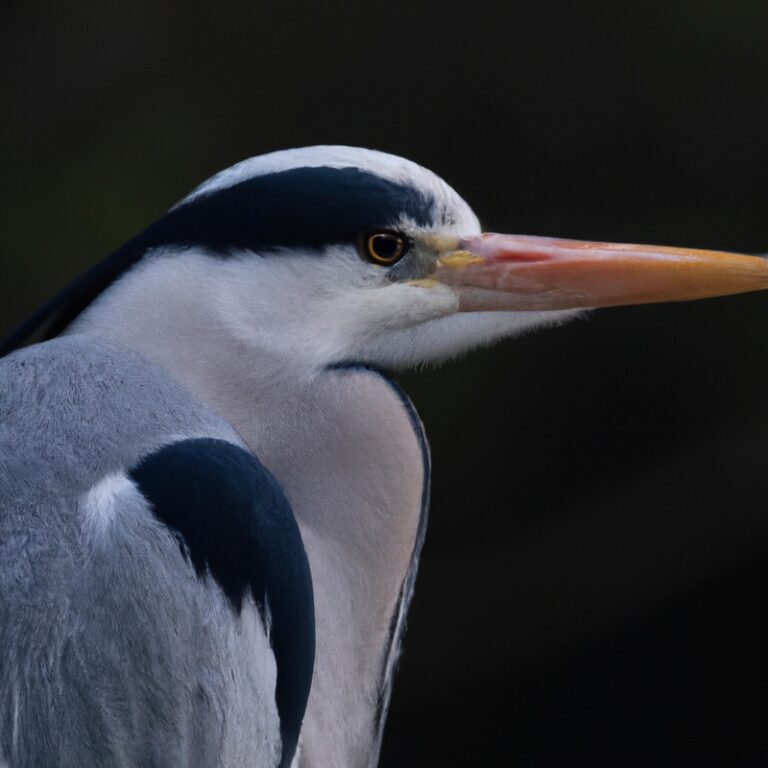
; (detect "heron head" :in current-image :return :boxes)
[56,146,768,372]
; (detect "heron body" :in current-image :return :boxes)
[0,333,420,766]
[1,337,289,766]
[2,146,767,767]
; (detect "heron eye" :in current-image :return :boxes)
[364,231,409,266]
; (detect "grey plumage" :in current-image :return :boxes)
[0,330,428,767]
[0,337,281,766]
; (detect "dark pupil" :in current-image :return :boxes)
[372,234,401,261]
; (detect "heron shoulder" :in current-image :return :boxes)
[129,437,314,768]
[0,335,240,497]
[0,338,315,767]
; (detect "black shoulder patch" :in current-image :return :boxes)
[0,166,439,356]
[129,437,314,768]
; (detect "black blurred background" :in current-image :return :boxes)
[2,2,768,764]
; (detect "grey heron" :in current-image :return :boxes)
[1,146,767,767]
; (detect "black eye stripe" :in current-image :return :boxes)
[147,167,436,256]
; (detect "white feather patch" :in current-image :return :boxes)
[81,472,136,534]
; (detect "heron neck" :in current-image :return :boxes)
[69,264,428,767]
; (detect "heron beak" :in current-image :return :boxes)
[433,233,768,312]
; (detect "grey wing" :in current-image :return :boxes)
[0,337,314,768]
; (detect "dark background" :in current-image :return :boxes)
[2,2,768,765]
